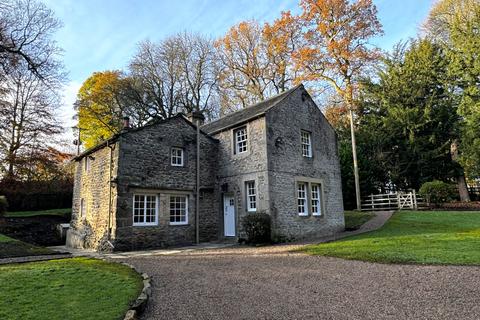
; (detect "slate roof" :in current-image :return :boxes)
[201,84,302,135]
[73,113,215,161]
[73,84,303,161]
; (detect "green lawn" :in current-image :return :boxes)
[344,211,375,230]
[303,211,480,265]
[0,257,143,320]
[0,233,55,258]
[5,208,71,218]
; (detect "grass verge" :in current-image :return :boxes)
[4,208,71,218]
[0,233,55,258]
[344,211,375,230]
[0,257,143,320]
[303,211,480,265]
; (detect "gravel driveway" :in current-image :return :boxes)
[119,246,480,320]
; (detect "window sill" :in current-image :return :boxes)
[169,222,188,226]
[312,213,324,217]
[298,213,309,217]
[133,223,158,227]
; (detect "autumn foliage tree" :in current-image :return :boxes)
[216,16,301,113]
[294,0,383,209]
[76,71,130,149]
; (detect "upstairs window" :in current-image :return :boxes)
[170,195,188,225]
[311,184,322,216]
[297,182,308,216]
[133,194,158,226]
[234,126,248,154]
[301,131,312,158]
[246,181,257,212]
[84,157,91,171]
[80,198,86,218]
[171,147,184,167]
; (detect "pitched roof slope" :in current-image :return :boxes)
[73,113,216,161]
[201,84,303,134]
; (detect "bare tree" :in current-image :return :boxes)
[128,33,219,120]
[422,0,480,43]
[0,60,62,179]
[0,0,64,180]
[0,0,63,81]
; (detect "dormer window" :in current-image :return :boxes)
[234,126,248,154]
[301,130,312,158]
[171,147,184,166]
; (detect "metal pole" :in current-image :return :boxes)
[349,109,361,211]
[195,119,200,245]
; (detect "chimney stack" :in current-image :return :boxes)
[187,111,205,127]
[123,116,130,130]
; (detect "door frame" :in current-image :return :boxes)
[223,194,236,237]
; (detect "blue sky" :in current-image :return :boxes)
[46,0,434,141]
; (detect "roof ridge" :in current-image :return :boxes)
[202,84,303,129]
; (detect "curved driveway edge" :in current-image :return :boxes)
[119,261,151,320]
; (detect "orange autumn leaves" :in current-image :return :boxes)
[216,0,382,123]
[215,15,300,111]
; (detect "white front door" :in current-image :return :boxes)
[223,195,236,237]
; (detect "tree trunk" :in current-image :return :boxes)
[450,139,471,202]
[456,174,471,202]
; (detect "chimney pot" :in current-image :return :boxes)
[123,116,130,129]
[187,111,205,126]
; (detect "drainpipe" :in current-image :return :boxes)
[195,118,200,245]
[107,141,115,249]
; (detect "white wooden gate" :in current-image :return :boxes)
[361,191,426,211]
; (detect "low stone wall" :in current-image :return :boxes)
[0,216,69,246]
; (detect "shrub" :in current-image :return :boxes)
[419,180,456,204]
[241,212,271,244]
[0,196,8,217]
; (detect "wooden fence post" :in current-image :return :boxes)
[370,194,374,211]
[413,189,417,210]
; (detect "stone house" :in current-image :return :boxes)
[67,84,344,251]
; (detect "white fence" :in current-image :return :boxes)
[361,191,428,211]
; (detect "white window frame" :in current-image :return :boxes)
[132,194,158,226]
[169,195,189,225]
[171,147,184,167]
[246,181,257,212]
[297,182,308,216]
[80,198,86,218]
[234,126,248,154]
[84,157,91,171]
[301,130,312,158]
[311,184,322,216]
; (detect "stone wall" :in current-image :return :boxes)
[113,116,219,250]
[265,86,345,240]
[67,142,119,250]
[211,117,270,238]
